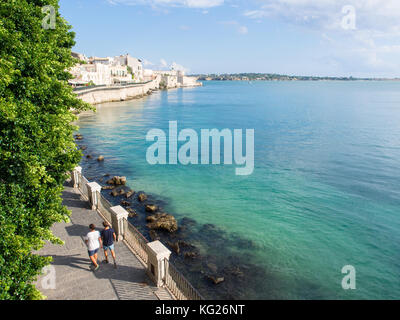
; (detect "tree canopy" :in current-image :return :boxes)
[0,0,90,299]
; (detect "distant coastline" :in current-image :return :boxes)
[191,73,400,82]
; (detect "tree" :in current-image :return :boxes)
[127,66,135,80]
[0,0,91,299]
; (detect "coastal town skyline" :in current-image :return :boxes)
[60,0,400,78]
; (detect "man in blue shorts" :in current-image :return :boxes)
[84,224,102,271]
[101,221,117,268]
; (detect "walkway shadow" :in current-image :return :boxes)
[47,254,146,281]
[62,190,91,210]
[65,224,94,238]
[43,254,90,272]
[46,254,153,299]
[64,179,73,188]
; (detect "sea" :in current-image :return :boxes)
[76,81,400,300]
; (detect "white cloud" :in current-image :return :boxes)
[160,58,168,68]
[238,26,248,35]
[244,0,400,33]
[171,62,190,73]
[107,0,224,8]
[244,0,400,76]
[220,20,249,35]
[142,59,154,66]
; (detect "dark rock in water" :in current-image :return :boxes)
[224,266,244,278]
[111,187,126,197]
[167,241,180,255]
[126,190,135,199]
[86,154,92,159]
[75,134,83,140]
[97,155,105,162]
[184,251,198,259]
[121,200,130,207]
[102,186,114,190]
[208,275,225,285]
[178,240,193,248]
[104,173,110,177]
[145,204,158,213]
[106,176,127,186]
[138,192,147,202]
[149,230,160,241]
[147,213,178,233]
[180,217,197,227]
[202,224,218,232]
[127,208,137,218]
[146,215,158,223]
[79,145,87,151]
[206,263,218,274]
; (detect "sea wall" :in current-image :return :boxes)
[75,76,202,105]
[75,79,160,105]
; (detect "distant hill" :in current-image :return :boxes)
[190,73,399,81]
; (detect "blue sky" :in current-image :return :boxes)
[59,0,400,77]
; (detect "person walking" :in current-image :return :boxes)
[101,221,117,268]
[84,224,102,271]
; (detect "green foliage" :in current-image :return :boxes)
[0,0,91,299]
[127,66,135,80]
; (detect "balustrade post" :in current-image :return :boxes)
[72,166,82,189]
[86,182,102,210]
[109,205,129,241]
[146,241,171,287]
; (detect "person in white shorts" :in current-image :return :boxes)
[84,224,102,271]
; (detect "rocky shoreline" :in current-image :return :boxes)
[74,135,272,300]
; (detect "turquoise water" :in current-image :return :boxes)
[77,81,400,299]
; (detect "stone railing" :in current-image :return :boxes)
[164,258,204,300]
[71,166,204,300]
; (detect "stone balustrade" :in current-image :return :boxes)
[70,166,176,292]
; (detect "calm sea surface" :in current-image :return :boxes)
[77,81,400,299]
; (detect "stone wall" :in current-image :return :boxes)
[76,78,160,105]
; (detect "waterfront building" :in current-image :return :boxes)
[69,63,111,86]
[68,52,200,88]
[114,54,144,82]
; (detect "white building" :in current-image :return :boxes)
[153,69,201,88]
[71,52,88,63]
[89,56,113,65]
[114,54,144,82]
[69,63,111,86]
[68,52,200,88]
[69,53,133,86]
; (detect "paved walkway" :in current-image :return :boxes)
[36,181,173,300]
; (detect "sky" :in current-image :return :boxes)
[59,0,400,78]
